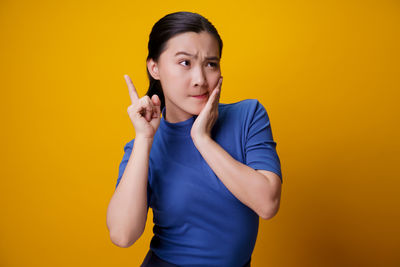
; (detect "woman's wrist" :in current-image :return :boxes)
[192,134,213,150]
[134,135,155,147]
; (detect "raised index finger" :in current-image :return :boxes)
[124,74,139,103]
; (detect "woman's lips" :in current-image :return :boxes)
[191,92,208,99]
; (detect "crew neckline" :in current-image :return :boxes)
[159,106,197,136]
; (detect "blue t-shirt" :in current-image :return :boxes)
[115,99,282,267]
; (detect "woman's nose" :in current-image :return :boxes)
[192,66,207,87]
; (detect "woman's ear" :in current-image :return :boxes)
[147,58,160,80]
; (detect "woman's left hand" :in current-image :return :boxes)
[191,76,223,144]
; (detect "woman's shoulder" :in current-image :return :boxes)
[219,98,263,111]
[122,139,135,151]
[219,98,267,119]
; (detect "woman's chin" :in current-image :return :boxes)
[191,104,207,116]
[180,101,207,117]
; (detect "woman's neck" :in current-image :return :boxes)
[164,103,194,123]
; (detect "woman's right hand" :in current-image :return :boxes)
[124,74,161,139]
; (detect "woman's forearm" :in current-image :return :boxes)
[106,136,153,247]
[193,136,280,219]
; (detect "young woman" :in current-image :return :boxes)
[106,11,283,267]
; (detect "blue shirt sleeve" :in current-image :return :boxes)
[115,139,151,209]
[245,100,283,183]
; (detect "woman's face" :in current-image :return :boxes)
[147,31,222,123]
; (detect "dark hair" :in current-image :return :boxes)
[145,11,223,111]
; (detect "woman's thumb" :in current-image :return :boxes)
[151,94,160,106]
[151,94,161,117]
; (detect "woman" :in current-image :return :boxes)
[106,11,283,267]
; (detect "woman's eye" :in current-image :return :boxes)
[179,60,190,66]
[179,60,218,68]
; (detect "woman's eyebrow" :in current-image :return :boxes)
[174,51,219,61]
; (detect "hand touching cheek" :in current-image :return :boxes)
[190,76,223,143]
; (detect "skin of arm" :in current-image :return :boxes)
[106,136,153,247]
[193,136,282,220]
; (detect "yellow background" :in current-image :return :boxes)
[1,0,399,266]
